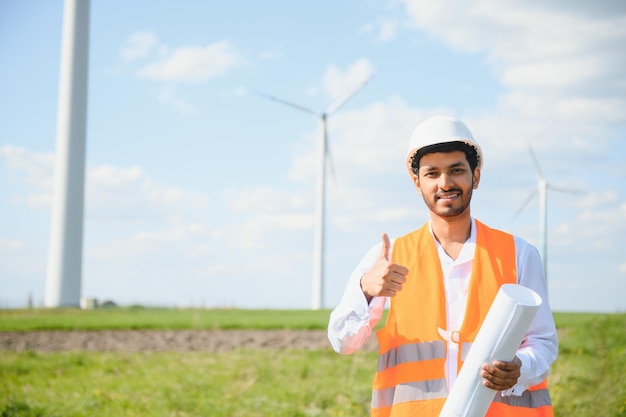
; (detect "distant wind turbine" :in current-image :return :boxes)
[256,74,374,310]
[513,143,582,289]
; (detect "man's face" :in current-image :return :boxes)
[413,150,480,218]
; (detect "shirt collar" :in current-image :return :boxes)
[429,217,477,264]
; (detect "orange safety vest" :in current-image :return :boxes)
[372,220,552,417]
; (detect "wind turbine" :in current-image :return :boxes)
[256,74,374,310]
[45,0,90,307]
[513,143,582,290]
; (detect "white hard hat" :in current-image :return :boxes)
[405,115,483,176]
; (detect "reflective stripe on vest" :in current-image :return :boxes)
[493,388,552,408]
[492,380,552,410]
[372,378,447,408]
[376,340,446,372]
[373,340,448,407]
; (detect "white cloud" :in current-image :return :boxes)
[137,40,246,82]
[326,97,424,176]
[359,17,400,42]
[87,164,208,220]
[228,185,308,213]
[229,213,312,250]
[401,0,626,113]
[157,85,197,114]
[0,145,54,210]
[221,183,315,250]
[89,164,144,188]
[1,146,208,219]
[321,58,376,102]
[0,145,54,189]
[90,219,210,260]
[121,31,158,62]
[575,199,626,243]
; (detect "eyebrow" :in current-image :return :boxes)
[420,161,466,171]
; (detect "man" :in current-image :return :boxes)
[328,115,558,417]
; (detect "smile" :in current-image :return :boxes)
[437,192,460,200]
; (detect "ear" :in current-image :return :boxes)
[412,173,423,195]
[472,167,481,189]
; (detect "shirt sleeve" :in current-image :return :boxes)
[502,236,559,396]
[327,242,388,354]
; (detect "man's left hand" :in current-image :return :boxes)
[481,356,522,391]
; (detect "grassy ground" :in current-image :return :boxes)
[1,309,625,416]
[549,313,626,417]
[0,307,333,331]
[1,349,376,417]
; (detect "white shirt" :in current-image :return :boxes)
[327,218,558,396]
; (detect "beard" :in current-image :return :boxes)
[422,186,473,218]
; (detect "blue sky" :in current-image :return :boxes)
[1,0,625,312]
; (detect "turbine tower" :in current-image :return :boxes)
[45,0,90,307]
[513,143,581,290]
[257,75,374,310]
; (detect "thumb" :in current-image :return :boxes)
[379,233,391,261]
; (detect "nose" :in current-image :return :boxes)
[438,173,454,190]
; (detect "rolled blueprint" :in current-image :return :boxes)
[439,284,542,417]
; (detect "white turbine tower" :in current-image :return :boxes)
[257,75,374,310]
[513,143,581,291]
[45,0,90,307]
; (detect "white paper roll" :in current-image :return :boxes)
[439,284,542,417]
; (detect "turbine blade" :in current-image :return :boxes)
[527,142,545,180]
[512,189,537,220]
[252,90,318,116]
[325,72,376,115]
[547,184,585,195]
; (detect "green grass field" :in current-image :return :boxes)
[1,308,625,417]
[0,307,332,332]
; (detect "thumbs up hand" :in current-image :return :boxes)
[360,233,409,302]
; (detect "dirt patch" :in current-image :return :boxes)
[0,330,379,353]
